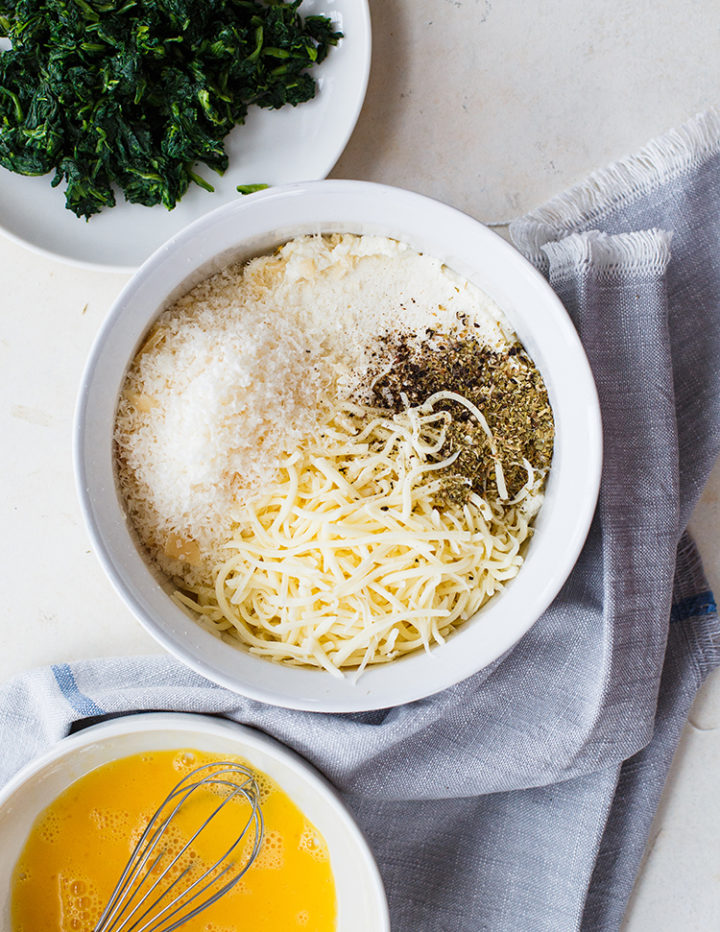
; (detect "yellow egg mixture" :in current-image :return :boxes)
[11,749,337,932]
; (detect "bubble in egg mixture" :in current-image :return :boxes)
[90,806,133,838]
[253,828,284,869]
[58,874,102,930]
[173,751,197,771]
[299,824,329,862]
[255,773,275,804]
[38,811,62,845]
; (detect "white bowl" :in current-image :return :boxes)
[75,180,602,712]
[0,712,389,930]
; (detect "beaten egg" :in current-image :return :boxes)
[11,749,337,931]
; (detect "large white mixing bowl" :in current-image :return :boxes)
[75,180,602,712]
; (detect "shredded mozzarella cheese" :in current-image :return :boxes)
[175,402,545,675]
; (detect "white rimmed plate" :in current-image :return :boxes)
[0,712,390,930]
[0,0,371,271]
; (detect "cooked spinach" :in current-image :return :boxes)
[0,0,340,218]
[236,182,269,194]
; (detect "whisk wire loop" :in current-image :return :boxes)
[114,779,245,931]
[129,781,260,932]
[93,761,264,932]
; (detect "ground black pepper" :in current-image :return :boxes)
[364,330,555,505]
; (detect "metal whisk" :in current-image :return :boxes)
[93,761,264,932]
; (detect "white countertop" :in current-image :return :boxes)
[2,0,719,927]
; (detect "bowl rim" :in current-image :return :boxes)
[74,179,603,712]
[0,711,390,930]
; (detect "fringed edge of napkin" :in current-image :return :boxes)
[510,108,720,268]
[541,229,673,284]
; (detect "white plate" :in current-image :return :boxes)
[0,712,390,930]
[0,0,371,271]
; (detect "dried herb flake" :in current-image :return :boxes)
[367,331,555,504]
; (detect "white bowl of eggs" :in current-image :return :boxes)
[75,180,602,712]
[0,712,389,931]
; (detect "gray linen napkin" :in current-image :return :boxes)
[3,109,720,932]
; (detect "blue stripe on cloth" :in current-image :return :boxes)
[670,590,718,625]
[51,663,105,717]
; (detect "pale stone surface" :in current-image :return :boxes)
[334,0,720,225]
[1,0,719,927]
